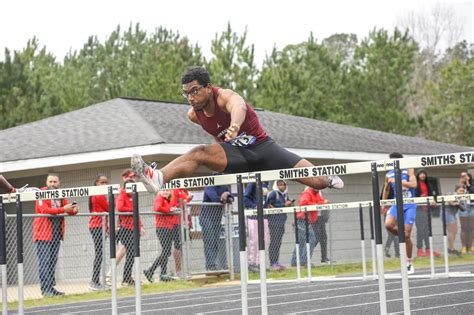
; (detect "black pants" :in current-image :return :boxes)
[90,228,104,284]
[313,216,328,261]
[148,226,181,276]
[118,228,134,282]
[416,208,430,249]
[268,215,287,265]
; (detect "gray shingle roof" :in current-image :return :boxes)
[0,97,470,162]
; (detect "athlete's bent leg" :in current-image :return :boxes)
[292,159,344,190]
[385,215,398,236]
[132,144,227,193]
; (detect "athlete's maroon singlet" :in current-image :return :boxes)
[194,87,268,145]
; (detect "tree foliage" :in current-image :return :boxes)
[0,23,472,146]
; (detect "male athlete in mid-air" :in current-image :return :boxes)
[131,66,344,193]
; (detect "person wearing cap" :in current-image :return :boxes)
[199,172,232,271]
[265,179,293,271]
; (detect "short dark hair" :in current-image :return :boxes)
[389,152,403,159]
[47,173,60,179]
[181,66,211,86]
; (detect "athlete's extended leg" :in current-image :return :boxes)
[292,159,344,190]
[132,143,227,193]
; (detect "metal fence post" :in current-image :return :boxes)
[107,186,117,315]
[293,208,301,281]
[255,173,268,315]
[236,175,248,315]
[0,196,8,315]
[359,203,367,279]
[179,199,187,280]
[132,185,141,315]
[371,163,387,315]
[226,203,235,280]
[179,199,188,279]
[427,198,435,278]
[441,198,449,275]
[368,203,376,278]
[304,208,311,281]
[101,213,107,289]
[15,195,24,315]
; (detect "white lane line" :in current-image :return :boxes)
[63,280,384,314]
[400,301,474,314]
[25,270,472,314]
[25,278,378,314]
[202,281,474,314]
[291,289,474,314]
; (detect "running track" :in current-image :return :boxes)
[13,264,474,314]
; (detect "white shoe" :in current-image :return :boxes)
[407,264,415,275]
[131,154,162,193]
[16,185,40,193]
[328,175,344,189]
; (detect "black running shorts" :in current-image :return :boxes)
[220,137,303,174]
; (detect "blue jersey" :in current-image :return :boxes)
[386,169,415,199]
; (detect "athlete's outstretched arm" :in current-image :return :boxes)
[219,89,247,141]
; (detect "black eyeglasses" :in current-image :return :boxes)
[181,85,204,99]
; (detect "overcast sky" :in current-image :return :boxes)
[1,0,472,65]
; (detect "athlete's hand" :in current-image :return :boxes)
[224,125,239,142]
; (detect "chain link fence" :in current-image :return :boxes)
[1,199,235,302]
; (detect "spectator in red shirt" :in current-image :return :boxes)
[116,172,144,286]
[144,190,181,282]
[414,170,441,257]
[33,174,78,297]
[105,170,137,286]
[291,187,324,266]
[88,174,109,291]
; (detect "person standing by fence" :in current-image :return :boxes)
[313,191,331,264]
[266,180,293,271]
[199,173,233,271]
[244,181,269,273]
[291,187,321,266]
[33,174,78,297]
[144,190,181,282]
[171,188,193,277]
[414,170,440,257]
[88,174,109,291]
[116,173,144,286]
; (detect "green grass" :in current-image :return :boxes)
[4,255,473,310]
[248,254,474,280]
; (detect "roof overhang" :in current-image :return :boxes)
[0,143,416,174]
